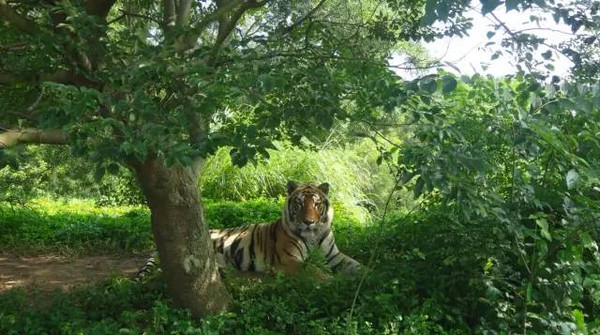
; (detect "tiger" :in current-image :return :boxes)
[136,181,361,281]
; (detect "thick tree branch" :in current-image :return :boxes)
[0,70,101,88]
[164,0,176,31]
[176,0,192,27]
[0,41,28,51]
[215,0,266,48]
[85,0,116,19]
[3,86,47,121]
[0,129,68,148]
[174,0,264,52]
[191,0,240,34]
[0,0,41,35]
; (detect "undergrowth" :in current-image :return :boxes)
[0,198,468,334]
[0,198,362,256]
[0,198,596,333]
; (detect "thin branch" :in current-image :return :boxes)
[191,0,241,34]
[176,0,192,27]
[512,27,576,36]
[360,119,416,128]
[27,86,45,112]
[2,86,44,121]
[214,0,267,50]
[272,0,327,38]
[0,41,28,51]
[106,13,126,24]
[486,10,573,63]
[4,110,36,121]
[172,0,243,51]
[111,10,161,24]
[488,11,518,39]
[207,0,267,64]
[0,70,101,88]
[373,129,402,148]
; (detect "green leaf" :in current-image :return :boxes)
[441,75,458,94]
[526,282,533,302]
[419,78,437,94]
[572,309,587,332]
[414,176,425,198]
[566,169,578,190]
[580,232,598,251]
[107,163,120,175]
[94,166,106,182]
[436,1,449,20]
[535,218,551,241]
[505,0,520,11]
[541,50,552,60]
[481,0,501,14]
[422,0,438,25]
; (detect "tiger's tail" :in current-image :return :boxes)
[134,251,160,282]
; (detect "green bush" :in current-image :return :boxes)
[0,145,144,206]
[387,74,600,333]
[4,196,595,334]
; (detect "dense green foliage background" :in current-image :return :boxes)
[1,0,599,332]
[1,75,599,334]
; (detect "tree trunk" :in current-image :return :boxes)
[132,157,230,318]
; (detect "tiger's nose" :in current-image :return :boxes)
[304,219,316,225]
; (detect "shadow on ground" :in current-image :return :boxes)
[0,253,147,292]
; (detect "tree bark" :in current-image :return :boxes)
[0,129,68,148]
[133,157,230,318]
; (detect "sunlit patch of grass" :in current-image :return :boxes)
[0,198,152,256]
[26,198,143,217]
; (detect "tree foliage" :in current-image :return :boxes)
[0,0,435,318]
[1,0,599,329]
[364,71,600,332]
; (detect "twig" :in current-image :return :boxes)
[27,86,44,112]
[0,41,28,51]
[272,0,328,38]
[108,9,161,25]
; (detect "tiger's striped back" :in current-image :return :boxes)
[135,181,360,281]
[209,181,361,275]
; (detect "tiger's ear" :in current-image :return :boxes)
[287,180,298,195]
[317,182,330,195]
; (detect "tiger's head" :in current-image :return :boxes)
[284,181,333,238]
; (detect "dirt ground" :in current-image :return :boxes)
[0,253,148,292]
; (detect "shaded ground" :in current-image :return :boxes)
[0,253,147,292]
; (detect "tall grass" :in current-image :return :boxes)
[200,140,394,221]
[1,140,397,221]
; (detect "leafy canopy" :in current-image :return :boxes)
[0,0,445,169]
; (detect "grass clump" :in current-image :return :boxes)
[0,199,151,256]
